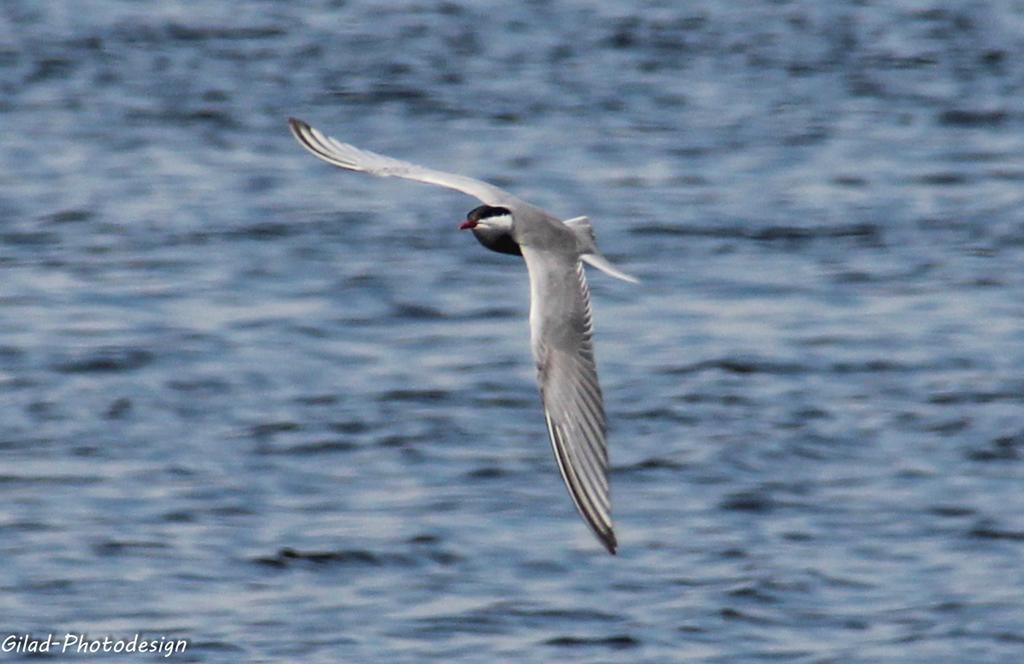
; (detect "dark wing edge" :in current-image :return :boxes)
[543,410,618,554]
[288,117,371,171]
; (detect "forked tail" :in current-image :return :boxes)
[563,216,640,284]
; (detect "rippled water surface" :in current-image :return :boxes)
[2,1,1024,662]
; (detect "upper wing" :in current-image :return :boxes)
[522,246,616,554]
[288,118,522,207]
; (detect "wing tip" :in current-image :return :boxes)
[601,529,618,555]
[287,115,305,132]
[544,412,618,556]
[286,116,355,170]
[287,116,316,146]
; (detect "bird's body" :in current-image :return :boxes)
[288,118,636,554]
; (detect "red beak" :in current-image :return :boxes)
[459,219,477,230]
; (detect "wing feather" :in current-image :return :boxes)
[288,118,522,207]
[523,249,616,554]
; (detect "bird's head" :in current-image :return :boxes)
[460,205,520,256]
[460,205,512,231]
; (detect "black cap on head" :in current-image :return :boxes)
[467,205,511,222]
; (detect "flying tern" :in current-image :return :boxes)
[288,118,637,554]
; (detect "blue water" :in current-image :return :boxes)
[2,1,1023,662]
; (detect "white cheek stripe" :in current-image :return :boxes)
[479,213,514,230]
